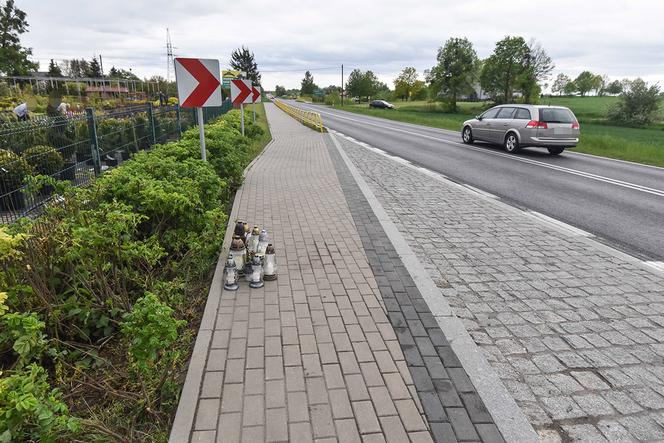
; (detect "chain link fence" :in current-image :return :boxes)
[0,99,232,224]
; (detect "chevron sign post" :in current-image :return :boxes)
[174,58,222,161]
[231,79,253,136]
[251,85,261,123]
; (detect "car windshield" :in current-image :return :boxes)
[540,108,576,123]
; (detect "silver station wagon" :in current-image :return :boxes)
[461,105,580,155]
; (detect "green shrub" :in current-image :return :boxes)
[121,292,185,374]
[608,79,661,127]
[21,145,64,176]
[0,364,79,442]
[0,149,32,191]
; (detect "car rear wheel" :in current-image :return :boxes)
[548,147,565,155]
[504,133,520,153]
[462,126,473,144]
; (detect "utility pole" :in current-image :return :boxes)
[99,55,104,77]
[341,64,344,107]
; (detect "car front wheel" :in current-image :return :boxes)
[548,147,565,155]
[504,133,520,153]
[462,126,473,144]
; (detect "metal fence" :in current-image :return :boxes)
[0,100,232,224]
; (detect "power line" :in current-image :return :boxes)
[260,66,340,73]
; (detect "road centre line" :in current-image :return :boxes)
[304,105,664,198]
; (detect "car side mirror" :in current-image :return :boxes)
[476,115,483,121]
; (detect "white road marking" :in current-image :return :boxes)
[526,211,594,237]
[307,105,664,198]
[645,261,664,273]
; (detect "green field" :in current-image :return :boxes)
[334,97,664,167]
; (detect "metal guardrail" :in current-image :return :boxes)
[274,99,325,133]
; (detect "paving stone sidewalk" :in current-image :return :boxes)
[172,104,504,442]
[334,133,664,442]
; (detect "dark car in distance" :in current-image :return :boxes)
[369,100,395,109]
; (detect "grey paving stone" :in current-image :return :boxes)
[352,400,382,434]
[334,418,362,442]
[447,407,480,441]
[194,398,220,430]
[289,422,314,443]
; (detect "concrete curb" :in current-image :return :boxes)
[169,136,276,443]
[328,132,540,443]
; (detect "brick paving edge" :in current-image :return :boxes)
[328,132,541,443]
[168,138,276,443]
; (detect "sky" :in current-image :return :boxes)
[18,0,664,92]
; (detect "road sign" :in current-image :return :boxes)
[231,79,253,106]
[174,58,221,108]
[252,86,261,103]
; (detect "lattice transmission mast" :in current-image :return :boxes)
[166,28,175,82]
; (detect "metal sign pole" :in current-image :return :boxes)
[197,107,206,161]
[253,103,256,123]
[241,103,245,136]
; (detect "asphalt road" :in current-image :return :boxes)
[289,101,664,262]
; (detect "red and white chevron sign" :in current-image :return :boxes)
[231,79,253,106]
[252,85,261,103]
[174,58,222,108]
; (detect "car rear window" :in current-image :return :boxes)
[539,108,576,123]
[515,108,531,119]
[496,107,516,118]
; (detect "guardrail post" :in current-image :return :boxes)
[85,107,101,176]
[147,103,157,146]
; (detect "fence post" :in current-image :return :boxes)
[85,107,101,176]
[176,104,182,139]
[147,103,157,146]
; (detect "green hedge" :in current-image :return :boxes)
[0,108,266,441]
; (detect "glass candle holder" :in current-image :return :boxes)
[264,244,277,281]
[249,255,264,288]
[223,254,239,291]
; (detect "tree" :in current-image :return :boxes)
[274,85,286,97]
[594,74,608,96]
[47,59,62,77]
[480,36,530,103]
[108,66,138,80]
[230,46,261,85]
[345,69,381,102]
[574,71,598,96]
[608,78,661,127]
[563,80,578,96]
[604,79,623,95]
[393,67,419,101]
[517,39,554,103]
[428,37,478,112]
[551,73,571,96]
[87,57,102,77]
[300,71,316,95]
[0,0,38,75]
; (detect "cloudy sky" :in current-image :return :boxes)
[19,0,664,91]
